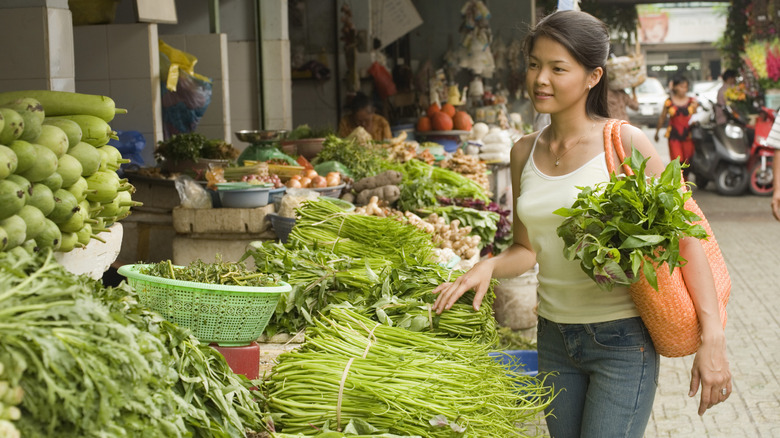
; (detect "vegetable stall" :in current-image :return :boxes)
[0,87,548,437]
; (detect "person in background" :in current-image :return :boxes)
[337,91,391,141]
[607,86,639,123]
[654,75,698,180]
[432,10,730,437]
[767,114,780,220]
[715,70,738,126]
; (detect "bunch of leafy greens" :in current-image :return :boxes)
[395,159,491,212]
[554,149,708,291]
[156,133,238,164]
[139,257,281,287]
[312,135,388,180]
[0,249,268,438]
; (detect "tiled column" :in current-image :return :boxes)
[0,0,75,92]
[260,0,292,130]
[73,23,163,167]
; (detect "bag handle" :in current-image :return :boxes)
[603,119,633,176]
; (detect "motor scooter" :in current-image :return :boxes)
[689,100,750,196]
[746,106,776,196]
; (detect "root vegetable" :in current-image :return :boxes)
[356,184,400,205]
[353,170,403,192]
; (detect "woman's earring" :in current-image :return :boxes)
[588,84,592,90]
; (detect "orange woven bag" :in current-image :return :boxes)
[603,119,730,357]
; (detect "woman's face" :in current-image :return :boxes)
[353,107,374,129]
[526,36,595,115]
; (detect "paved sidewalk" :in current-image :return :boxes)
[645,190,780,437]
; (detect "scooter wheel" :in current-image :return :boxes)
[715,165,749,196]
[748,157,774,196]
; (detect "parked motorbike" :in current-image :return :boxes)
[689,100,750,196]
[746,106,776,196]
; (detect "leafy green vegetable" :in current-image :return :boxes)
[155,133,238,164]
[140,257,281,287]
[286,124,333,140]
[0,249,268,438]
[396,160,490,211]
[554,149,708,291]
[312,135,388,180]
[265,308,554,437]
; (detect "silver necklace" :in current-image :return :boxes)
[548,122,596,166]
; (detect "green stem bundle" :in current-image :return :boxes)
[265,308,554,437]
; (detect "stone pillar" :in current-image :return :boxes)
[259,0,292,130]
[0,0,75,92]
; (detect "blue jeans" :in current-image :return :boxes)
[537,316,659,438]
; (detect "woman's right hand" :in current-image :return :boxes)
[432,260,495,314]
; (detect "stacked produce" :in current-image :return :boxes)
[0,90,140,253]
[244,199,498,343]
[0,249,268,437]
[264,307,553,436]
[439,149,490,194]
[352,170,402,205]
[0,362,22,438]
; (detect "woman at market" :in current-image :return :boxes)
[654,75,698,180]
[431,10,731,437]
[337,91,392,141]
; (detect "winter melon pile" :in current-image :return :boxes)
[0,90,140,253]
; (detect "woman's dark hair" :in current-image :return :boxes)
[670,74,689,87]
[347,91,372,113]
[523,10,610,119]
[721,69,738,81]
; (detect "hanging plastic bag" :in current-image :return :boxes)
[368,61,397,99]
[159,39,213,138]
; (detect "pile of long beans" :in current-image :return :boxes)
[265,308,553,437]
[289,199,436,265]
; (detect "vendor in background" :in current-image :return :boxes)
[715,70,738,126]
[607,86,639,123]
[338,91,391,141]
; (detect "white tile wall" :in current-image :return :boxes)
[107,24,155,79]
[73,26,109,80]
[260,0,288,41]
[47,7,74,79]
[74,23,162,163]
[228,41,259,140]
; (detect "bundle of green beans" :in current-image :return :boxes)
[140,257,280,287]
[265,308,553,437]
[288,199,436,265]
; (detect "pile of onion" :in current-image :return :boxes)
[286,169,342,189]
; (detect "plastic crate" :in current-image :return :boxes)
[117,264,290,346]
[488,349,538,377]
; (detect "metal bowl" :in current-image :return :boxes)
[234,130,288,144]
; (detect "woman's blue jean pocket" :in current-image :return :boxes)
[587,317,650,351]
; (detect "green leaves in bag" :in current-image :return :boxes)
[554,148,708,291]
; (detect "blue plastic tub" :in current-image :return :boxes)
[488,349,538,377]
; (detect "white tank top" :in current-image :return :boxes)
[516,127,639,324]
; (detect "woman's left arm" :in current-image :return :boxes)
[679,237,731,416]
[620,124,731,415]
